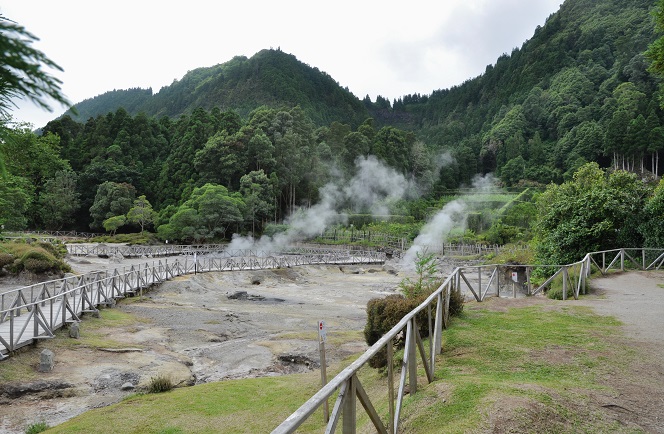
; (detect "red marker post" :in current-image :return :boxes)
[318,320,329,422]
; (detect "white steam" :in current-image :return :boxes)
[344,156,417,216]
[400,173,498,269]
[227,155,418,252]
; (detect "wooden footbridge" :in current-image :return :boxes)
[0,247,385,359]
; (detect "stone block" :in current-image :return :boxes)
[39,349,54,372]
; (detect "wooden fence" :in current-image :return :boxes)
[0,249,385,359]
[272,247,664,433]
[315,229,526,258]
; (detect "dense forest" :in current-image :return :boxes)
[2,0,664,258]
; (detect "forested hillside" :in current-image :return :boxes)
[66,49,369,128]
[2,0,664,244]
[398,0,662,185]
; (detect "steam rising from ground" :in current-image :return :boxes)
[227,153,468,255]
[227,156,423,252]
[344,156,417,216]
[400,173,498,269]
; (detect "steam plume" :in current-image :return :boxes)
[227,155,416,252]
[401,173,497,269]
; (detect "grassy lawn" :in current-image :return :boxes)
[42,299,640,433]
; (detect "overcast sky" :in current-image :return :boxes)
[4,0,562,128]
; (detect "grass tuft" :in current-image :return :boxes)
[147,375,174,393]
[25,422,50,434]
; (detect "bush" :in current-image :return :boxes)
[0,252,14,269]
[25,422,49,434]
[364,294,430,368]
[147,375,173,393]
[36,240,69,259]
[263,224,289,237]
[448,284,465,317]
[90,232,158,245]
[22,258,53,273]
[0,243,71,274]
[546,280,574,300]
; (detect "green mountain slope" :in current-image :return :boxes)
[66,49,369,127]
[390,0,660,183]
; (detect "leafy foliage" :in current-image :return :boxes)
[0,241,70,275]
[534,163,652,264]
[639,178,664,247]
[126,195,155,233]
[399,250,439,299]
[38,170,80,230]
[24,421,50,434]
[157,184,245,242]
[65,49,369,127]
[89,182,136,230]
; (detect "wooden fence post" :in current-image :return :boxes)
[342,375,357,434]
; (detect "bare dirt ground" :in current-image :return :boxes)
[1,254,664,433]
[0,255,409,433]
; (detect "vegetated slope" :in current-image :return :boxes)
[65,49,369,127]
[390,0,661,184]
[66,0,663,187]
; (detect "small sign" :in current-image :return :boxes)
[318,320,327,342]
[511,271,518,283]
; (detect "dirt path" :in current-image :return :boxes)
[578,271,664,433]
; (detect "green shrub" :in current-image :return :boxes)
[25,422,49,434]
[546,281,574,300]
[13,248,57,273]
[90,232,158,245]
[22,258,53,273]
[399,251,439,299]
[263,224,289,237]
[36,240,68,259]
[147,375,174,393]
[364,294,430,368]
[0,243,71,274]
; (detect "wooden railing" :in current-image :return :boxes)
[0,248,385,359]
[272,247,664,433]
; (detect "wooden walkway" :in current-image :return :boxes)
[0,249,385,359]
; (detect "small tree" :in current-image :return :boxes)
[399,250,439,299]
[89,181,136,230]
[38,170,80,230]
[126,195,155,233]
[103,215,126,235]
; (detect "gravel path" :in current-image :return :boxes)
[578,271,664,433]
[579,271,664,357]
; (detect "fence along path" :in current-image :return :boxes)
[272,247,664,434]
[0,248,385,359]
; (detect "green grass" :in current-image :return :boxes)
[396,303,633,433]
[45,373,330,433]
[43,301,638,433]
